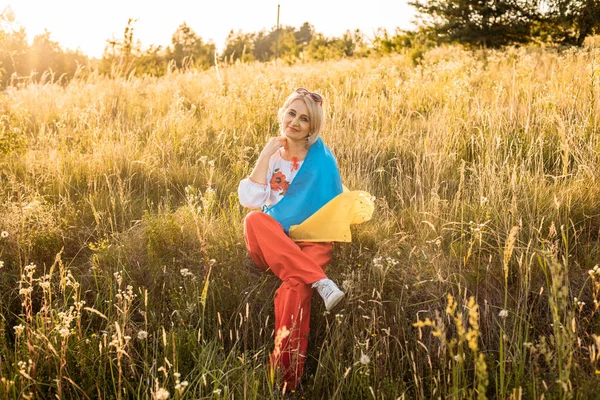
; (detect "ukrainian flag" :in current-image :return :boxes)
[264,138,374,242]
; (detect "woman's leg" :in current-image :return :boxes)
[243,211,327,283]
[272,241,333,391]
[243,211,334,390]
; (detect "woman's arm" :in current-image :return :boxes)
[238,178,270,208]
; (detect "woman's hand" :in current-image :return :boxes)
[260,136,287,159]
[249,136,287,186]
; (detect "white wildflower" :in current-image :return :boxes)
[180,268,194,278]
[498,309,509,318]
[137,330,148,340]
[359,352,370,365]
[17,361,27,371]
[39,275,51,289]
[13,324,24,336]
[1,231,8,238]
[113,271,122,286]
[154,388,170,400]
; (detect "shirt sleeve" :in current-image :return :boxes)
[238,178,270,208]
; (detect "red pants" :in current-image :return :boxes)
[244,211,333,390]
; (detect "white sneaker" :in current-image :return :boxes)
[312,278,345,311]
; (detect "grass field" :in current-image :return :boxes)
[1,44,600,399]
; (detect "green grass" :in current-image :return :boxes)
[1,44,600,398]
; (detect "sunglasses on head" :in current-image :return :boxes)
[296,88,323,104]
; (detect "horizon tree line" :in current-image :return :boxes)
[1,1,599,87]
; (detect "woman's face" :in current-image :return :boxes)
[282,99,311,143]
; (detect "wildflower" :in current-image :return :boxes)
[1,231,8,238]
[213,388,222,395]
[180,268,194,278]
[154,388,170,400]
[342,279,352,291]
[0,260,4,269]
[174,373,188,391]
[59,327,70,338]
[113,271,122,286]
[17,361,28,371]
[137,330,148,340]
[23,263,36,279]
[498,309,509,318]
[13,324,24,336]
[65,270,80,289]
[272,326,290,361]
[359,352,370,365]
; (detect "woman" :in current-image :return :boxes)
[238,88,362,391]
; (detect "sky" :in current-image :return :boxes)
[4,0,416,58]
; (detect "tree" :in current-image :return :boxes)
[253,30,273,62]
[29,31,63,76]
[0,27,28,86]
[101,18,141,75]
[271,26,298,61]
[540,0,600,45]
[167,22,215,69]
[410,0,537,47]
[294,22,314,53]
[0,7,20,85]
[222,30,255,63]
[136,45,166,76]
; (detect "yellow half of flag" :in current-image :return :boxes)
[289,189,375,242]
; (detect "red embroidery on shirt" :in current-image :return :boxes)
[291,156,300,171]
[270,169,291,195]
[248,177,267,186]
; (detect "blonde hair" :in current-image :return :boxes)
[278,89,324,148]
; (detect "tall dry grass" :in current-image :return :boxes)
[1,44,600,398]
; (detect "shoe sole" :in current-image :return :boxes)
[326,292,345,312]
